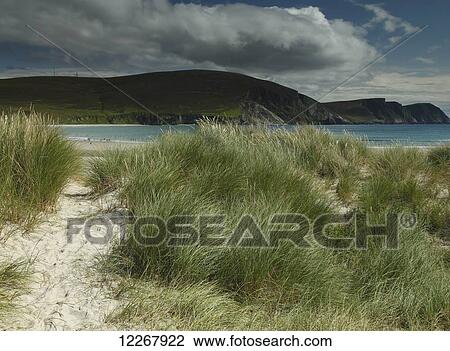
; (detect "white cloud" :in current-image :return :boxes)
[415,57,434,64]
[427,44,443,53]
[0,0,377,74]
[388,36,402,44]
[362,3,419,35]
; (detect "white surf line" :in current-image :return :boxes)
[0,182,119,331]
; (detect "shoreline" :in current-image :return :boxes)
[73,140,145,152]
[72,139,443,152]
[57,124,196,127]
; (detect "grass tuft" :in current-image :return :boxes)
[0,261,30,321]
[0,110,80,232]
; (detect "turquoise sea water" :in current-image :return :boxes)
[61,124,450,146]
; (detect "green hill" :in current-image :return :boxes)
[0,70,341,124]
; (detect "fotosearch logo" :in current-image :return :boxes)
[66,211,417,250]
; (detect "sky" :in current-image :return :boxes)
[1,0,449,113]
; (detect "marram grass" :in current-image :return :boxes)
[0,261,29,322]
[88,122,450,330]
[0,110,80,232]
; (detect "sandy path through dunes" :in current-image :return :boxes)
[0,182,119,330]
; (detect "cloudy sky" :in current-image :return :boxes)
[1,0,449,113]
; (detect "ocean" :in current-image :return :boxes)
[61,124,450,146]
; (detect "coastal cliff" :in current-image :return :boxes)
[324,98,450,124]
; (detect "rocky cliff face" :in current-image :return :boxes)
[324,98,450,124]
[247,86,346,124]
[240,101,285,124]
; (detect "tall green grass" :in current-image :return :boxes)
[359,147,427,213]
[426,144,450,195]
[427,145,450,169]
[0,110,80,232]
[0,261,29,320]
[89,123,450,330]
[424,145,450,241]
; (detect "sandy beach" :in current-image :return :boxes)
[73,140,145,153]
[0,182,119,330]
[73,139,437,153]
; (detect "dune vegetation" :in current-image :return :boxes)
[87,122,450,330]
[0,261,29,320]
[0,110,79,320]
[0,110,80,232]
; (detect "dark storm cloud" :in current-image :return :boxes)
[0,0,377,73]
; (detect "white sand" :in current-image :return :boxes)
[74,140,145,153]
[0,182,119,330]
